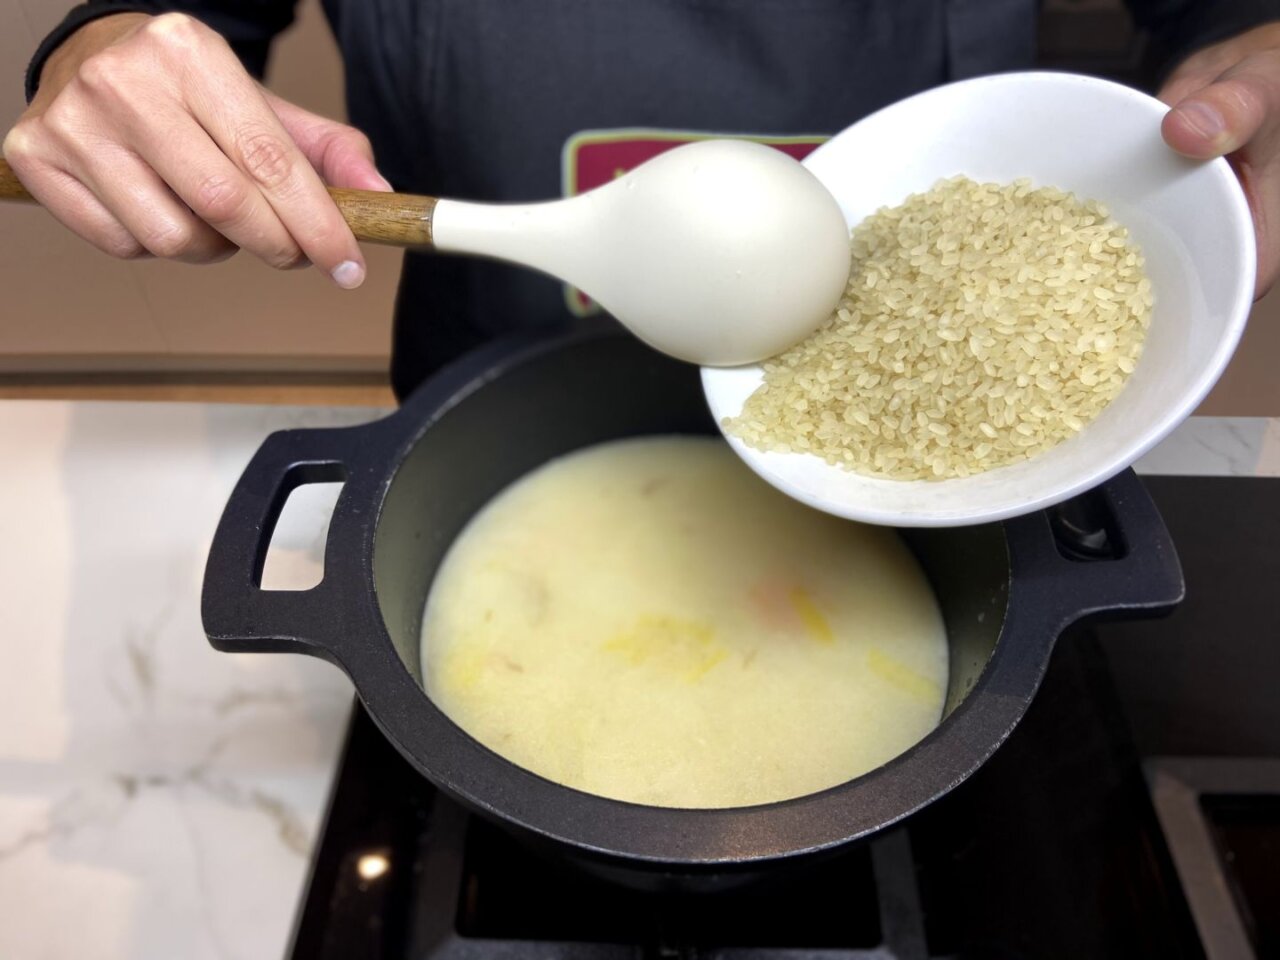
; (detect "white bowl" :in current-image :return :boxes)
[701,72,1255,527]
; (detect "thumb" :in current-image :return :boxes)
[1161,53,1280,160]
[263,90,393,191]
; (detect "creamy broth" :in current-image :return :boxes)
[419,437,947,808]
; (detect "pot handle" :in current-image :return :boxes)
[1006,468,1184,627]
[201,425,368,660]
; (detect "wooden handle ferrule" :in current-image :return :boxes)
[327,187,437,248]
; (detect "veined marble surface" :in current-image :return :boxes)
[1134,415,1280,477]
[0,401,1276,960]
[0,402,378,960]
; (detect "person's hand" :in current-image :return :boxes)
[2,12,390,288]
[1160,22,1280,299]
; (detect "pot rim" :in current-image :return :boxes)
[204,328,1183,869]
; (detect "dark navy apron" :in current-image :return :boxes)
[324,0,1037,397]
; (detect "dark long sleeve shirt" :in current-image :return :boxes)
[26,0,1280,103]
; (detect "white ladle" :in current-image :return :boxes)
[424,139,851,364]
[0,141,852,368]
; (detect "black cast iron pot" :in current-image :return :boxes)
[202,329,1183,892]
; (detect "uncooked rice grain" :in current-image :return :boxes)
[726,176,1152,480]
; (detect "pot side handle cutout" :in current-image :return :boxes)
[1048,487,1127,563]
[260,480,347,591]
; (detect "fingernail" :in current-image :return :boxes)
[373,171,394,191]
[1175,101,1227,145]
[331,260,365,289]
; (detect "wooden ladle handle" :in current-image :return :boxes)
[326,187,437,247]
[0,157,437,248]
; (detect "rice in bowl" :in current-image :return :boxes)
[726,176,1153,480]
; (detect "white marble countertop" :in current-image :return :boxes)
[0,400,1276,960]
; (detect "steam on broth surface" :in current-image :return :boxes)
[419,436,947,808]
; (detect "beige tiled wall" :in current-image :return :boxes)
[1196,293,1280,416]
[1,0,1277,413]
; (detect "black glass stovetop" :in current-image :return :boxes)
[288,477,1280,960]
